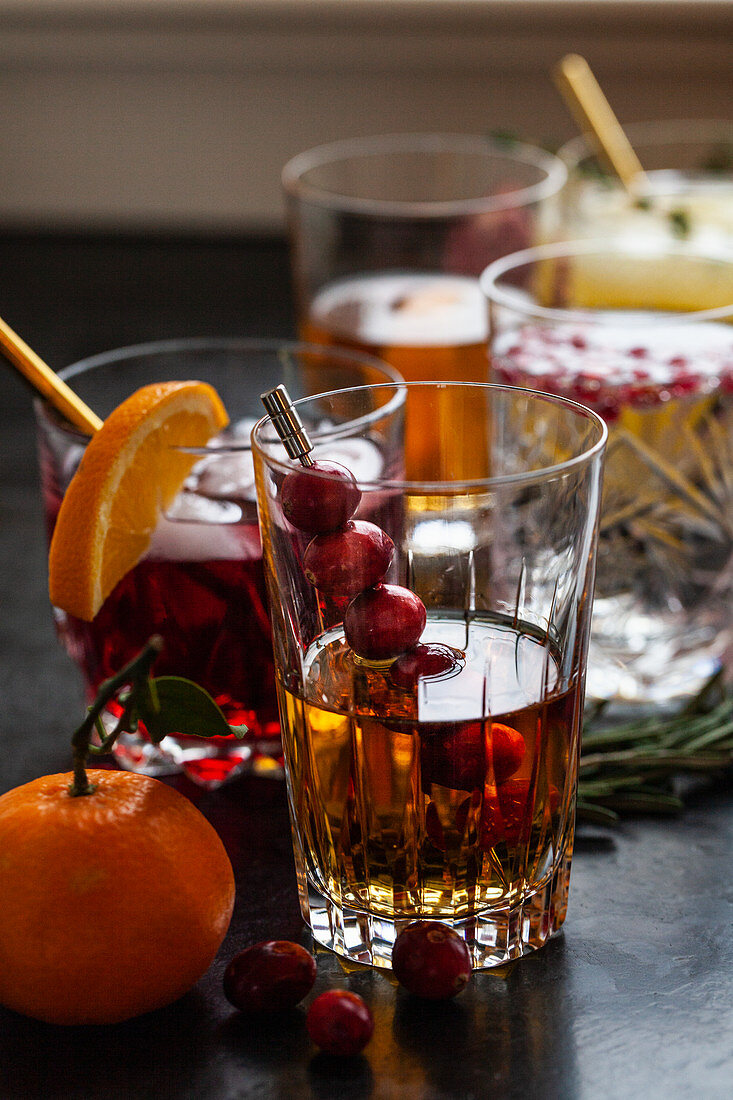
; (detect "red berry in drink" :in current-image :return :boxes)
[420,720,524,792]
[490,723,525,783]
[223,940,317,1013]
[420,720,484,792]
[344,584,426,661]
[306,989,374,1056]
[392,921,471,1000]
[281,461,361,533]
[303,520,394,598]
[480,778,531,849]
[425,800,446,851]
[390,643,461,691]
[480,778,560,851]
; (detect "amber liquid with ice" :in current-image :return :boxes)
[279,614,581,924]
[301,273,490,480]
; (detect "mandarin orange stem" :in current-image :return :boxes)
[0,314,102,434]
[69,636,163,796]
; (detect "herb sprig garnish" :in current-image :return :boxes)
[577,670,733,825]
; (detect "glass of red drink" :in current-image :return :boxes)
[252,381,606,968]
[282,133,566,480]
[482,239,733,714]
[33,338,403,787]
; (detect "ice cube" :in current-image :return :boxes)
[150,492,261,562]
[185,450,256,502]
[311,435,384,482]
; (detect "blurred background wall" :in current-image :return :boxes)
[0,0,731,233]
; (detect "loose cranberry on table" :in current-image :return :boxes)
[392,921,472,1000]
[306,989,374,1056]
[344,583,427,661]
[223,940,317,1013]
[303,521,394,598]
[280,460,361,533]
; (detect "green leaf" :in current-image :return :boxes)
[576,801,620,826]
[137,676,242,743]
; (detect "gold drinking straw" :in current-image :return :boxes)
[553,54,649,194]
[0,314,102,434]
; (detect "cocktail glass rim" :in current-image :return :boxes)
[480,237,733,326]
[252,379,607,493]
[558,118,733,171]
[281,131,567,218]
[33,336,407,454]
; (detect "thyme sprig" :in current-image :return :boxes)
[577,670,733,825]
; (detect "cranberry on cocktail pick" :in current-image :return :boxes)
[223,940,317,1013]
[262,384,362,530]
[281,461,361,534]
[345,583,427,662]
[392,920,472,1000]
[303,521,394,598]
[306,989,374,1056]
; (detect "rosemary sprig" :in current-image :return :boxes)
[577,670,733,824]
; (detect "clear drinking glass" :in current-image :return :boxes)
[482,240,733,712]
[556,120,733,258]
[33,338,403,788]
[282,133,566,479]
[252,382,606,968]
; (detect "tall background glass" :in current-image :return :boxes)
[282,133,566,479]
[253,382,606,969]
[33,338,402,787]
[482,240,733,712]
[556,119,733,258]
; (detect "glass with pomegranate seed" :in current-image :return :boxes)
[33,338,402,788]
[252,381,606,969]
[282,133,566,479]
[482,239,733,713]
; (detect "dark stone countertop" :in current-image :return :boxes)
[0,233,730,1100]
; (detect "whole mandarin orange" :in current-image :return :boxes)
[0,769,235,1025]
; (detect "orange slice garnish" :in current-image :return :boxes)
[49,381,229,621]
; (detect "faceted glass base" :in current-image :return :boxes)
[299,855,572,971]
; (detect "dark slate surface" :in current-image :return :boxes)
[0,233,731,1100]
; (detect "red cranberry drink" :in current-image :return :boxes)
[252,381,606,969]
[38,433,279,785]
[39,423,390,786]
[33,338,404,786]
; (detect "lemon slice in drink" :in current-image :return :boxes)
[49,381,229,621]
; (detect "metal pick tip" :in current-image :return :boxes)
[261,384,314,467]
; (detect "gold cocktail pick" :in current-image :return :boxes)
[553,53,649,194]
[0,314,102,434]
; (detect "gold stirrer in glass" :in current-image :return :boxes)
[0,313,102,434]
[553,53,649,195]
